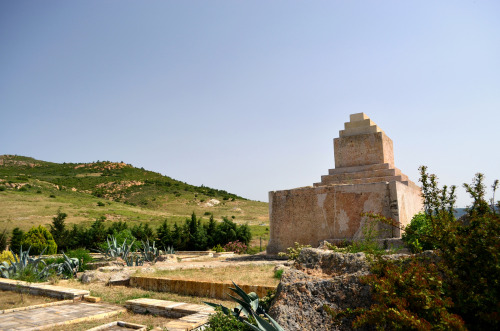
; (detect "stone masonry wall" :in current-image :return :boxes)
[267,113,423,255]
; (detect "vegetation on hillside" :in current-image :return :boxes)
[0,154,242,204]
[0,155,269,249]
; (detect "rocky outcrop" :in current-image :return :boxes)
[269,248,373,330]
[81,265,132,284]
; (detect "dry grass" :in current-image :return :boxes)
[59,280,237,308]
[0,290,59,310]
[138,264,279,287]
[49,310,173,331]
[0,188,269,233]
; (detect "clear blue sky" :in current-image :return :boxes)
[1,1,499,207]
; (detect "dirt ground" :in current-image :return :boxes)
[0,290,59,310]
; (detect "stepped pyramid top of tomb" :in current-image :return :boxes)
[313,113,418,188]
[339,113,386,137]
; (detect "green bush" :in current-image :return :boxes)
[212,244,225,253]
[278,242,311,260]
[402,212,435,252]
[21,225,57,255]
[206,310,253,331]
[348,258,465,330]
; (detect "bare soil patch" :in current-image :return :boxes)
[49,311,173,331]
[0,289,59,310]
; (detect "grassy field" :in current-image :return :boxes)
[0,186,268,232]
[0,155,269,244]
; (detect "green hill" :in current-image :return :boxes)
[0,155,269,243]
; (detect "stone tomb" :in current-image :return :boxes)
[267,113,423,254]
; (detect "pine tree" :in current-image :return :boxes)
[157,220,172,247]
[10,227,24,253]
[50,209,68,252]
[0,229,7,251]
[206,214,217,248]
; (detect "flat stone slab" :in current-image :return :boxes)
[0,301,125,330]
[126,298,214,331]
[0,278,89,300]
[86,321,147,331]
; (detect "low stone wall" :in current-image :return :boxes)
[176,251,215,256]
[86,321,147,331]
[130,276,276,300]
[126,298,214,330]
[0,278,89,300]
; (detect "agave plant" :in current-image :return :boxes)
[163,245,176,254]
[140,239,161,263]
[205,281,285,331]
[0,246,53,281]
[102,235,135,259]
[51,252,79,278]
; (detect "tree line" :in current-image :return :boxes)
[1,211,252,254]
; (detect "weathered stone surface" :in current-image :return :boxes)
[267,113,423,254]
[269,248,372,330]
[81,269,132,284]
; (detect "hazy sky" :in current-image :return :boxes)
[1,1,499,207]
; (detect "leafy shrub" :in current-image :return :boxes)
[346,258,466,330]
[97,201,105,207]
[0,250,15,264]
[402,212,435,253]
[21,226,57,255]
[212,244,225,253]
[224,240,247,254]
[278,242,311,261]
[206,309,253,331]
[274,269,283,279]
